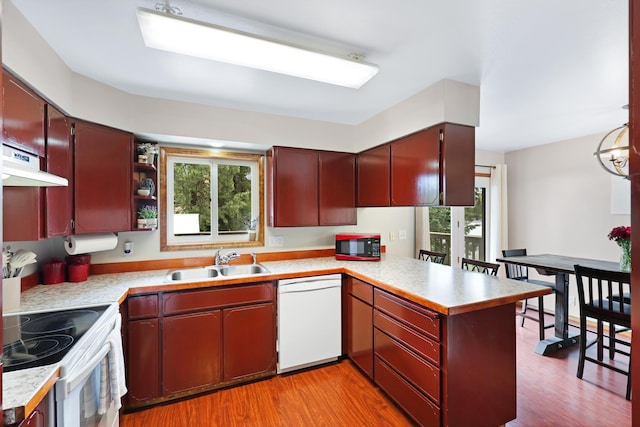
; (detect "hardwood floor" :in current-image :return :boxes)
[120,312,631,427]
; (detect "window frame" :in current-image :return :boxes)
[160,146,265,251]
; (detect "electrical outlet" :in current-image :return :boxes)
[399,229,407,240]
[268,236,284,247]
[389,231,397,241]
[569,296,576,306]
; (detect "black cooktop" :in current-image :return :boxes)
[2,305,108,372]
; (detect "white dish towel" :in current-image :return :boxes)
[107,313,127,410]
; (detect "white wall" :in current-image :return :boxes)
[505,133,631,318]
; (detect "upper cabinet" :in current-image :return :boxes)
[45,105,73,237]
[390,126,441,206]
[2,70,45,157]
[358,122,475,208]
[267,146,356,227]
[73,120,132,234]
[319,151,356,226]
[267,146,318,227]
[357,143,390,207]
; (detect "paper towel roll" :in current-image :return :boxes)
[65,233,118,255]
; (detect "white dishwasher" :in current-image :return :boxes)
[277,274,342,373]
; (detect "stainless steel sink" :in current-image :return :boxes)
[165,264,270,282]
[218,264,270,276]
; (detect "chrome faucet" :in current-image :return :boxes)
[214,247,240,265]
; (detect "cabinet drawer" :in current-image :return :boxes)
[375,357,440,427]
[374,329,440,403]
[163,283,274,315]
[374,289,440,341]
[348,278,373,304]
[128,294,159,319]
[374,310,440,367]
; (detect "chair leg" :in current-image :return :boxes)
[609,323,616,360]
[577,315,587,379]
[519,299,527,327]
[597,321,604,361]
[537,296,545,341]
[627,353,632,401]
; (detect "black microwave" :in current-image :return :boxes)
[335,233,381,261]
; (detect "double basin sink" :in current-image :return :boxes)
[165,263,270,282]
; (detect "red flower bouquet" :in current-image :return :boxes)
[609,226,631,271]
[608,226,631,243]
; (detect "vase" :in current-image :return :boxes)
[619,240,631,272]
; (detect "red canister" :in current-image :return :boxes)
[68,263,90,282]
[42,259,66,285]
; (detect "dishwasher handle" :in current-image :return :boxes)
[279,283,341,294]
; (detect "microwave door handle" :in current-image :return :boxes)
[58,343,110,398]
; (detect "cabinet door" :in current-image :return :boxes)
[127,318,160,405]
[357,143,390,207]
[2,71,45,156]
[45,105,72,237]
[18,394,48,427]
[162,311,222,395]
[3,187,42,241]
[347,293,373,379]
[319,151,356,225]
[74,121,132,234]
[440,123,475,206]
[267,146,318,226]
[390,127,440,206]
[223,303,275,382]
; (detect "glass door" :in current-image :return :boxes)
[428,177,489,266]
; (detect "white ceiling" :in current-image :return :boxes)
[9,0,630,152]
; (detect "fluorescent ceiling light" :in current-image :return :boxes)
[136,8,379,89]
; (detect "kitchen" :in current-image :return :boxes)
[1,0,638,426]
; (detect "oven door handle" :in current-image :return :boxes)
[58,342,110,398]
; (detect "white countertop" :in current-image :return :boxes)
[3,253,550,422]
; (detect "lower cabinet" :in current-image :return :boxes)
[17,393,48,427]
[345,282,517,427]
[223,303,275,382]
[162,311,222,396]
[124,282,276,409]
[345,277,373,379]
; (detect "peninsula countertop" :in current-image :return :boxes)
[3,253,551,423]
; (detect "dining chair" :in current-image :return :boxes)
[418,249,447,264]
[501,249,556,341]
[461,258,500,276]
[574,264,631,400]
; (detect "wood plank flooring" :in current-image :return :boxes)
[120,312,631,427]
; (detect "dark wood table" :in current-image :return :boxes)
[495,254,622,355]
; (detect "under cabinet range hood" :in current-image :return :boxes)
[2,145,68,187]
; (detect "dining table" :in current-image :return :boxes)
[495,253,623,356]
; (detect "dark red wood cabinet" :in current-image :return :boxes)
[45,105,72,237]
[356,143,391,207]
[126,294,161,406]
[371,287,516,427]
[2,186,42,241]
[319,151,356,225]
[73,120,132,234]
[127,317,160,405]
[223,303,275,382]
[162,311,222,395]
[124,282,276,410]
[345,277,374,379]
[267,146,356,227]
[390,126,441,206]
[267,146,319,227]
[2,70,45,157]
[359,122,475,208]
[17,393,48,427]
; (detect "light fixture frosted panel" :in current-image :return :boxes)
[136,8,378,88]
